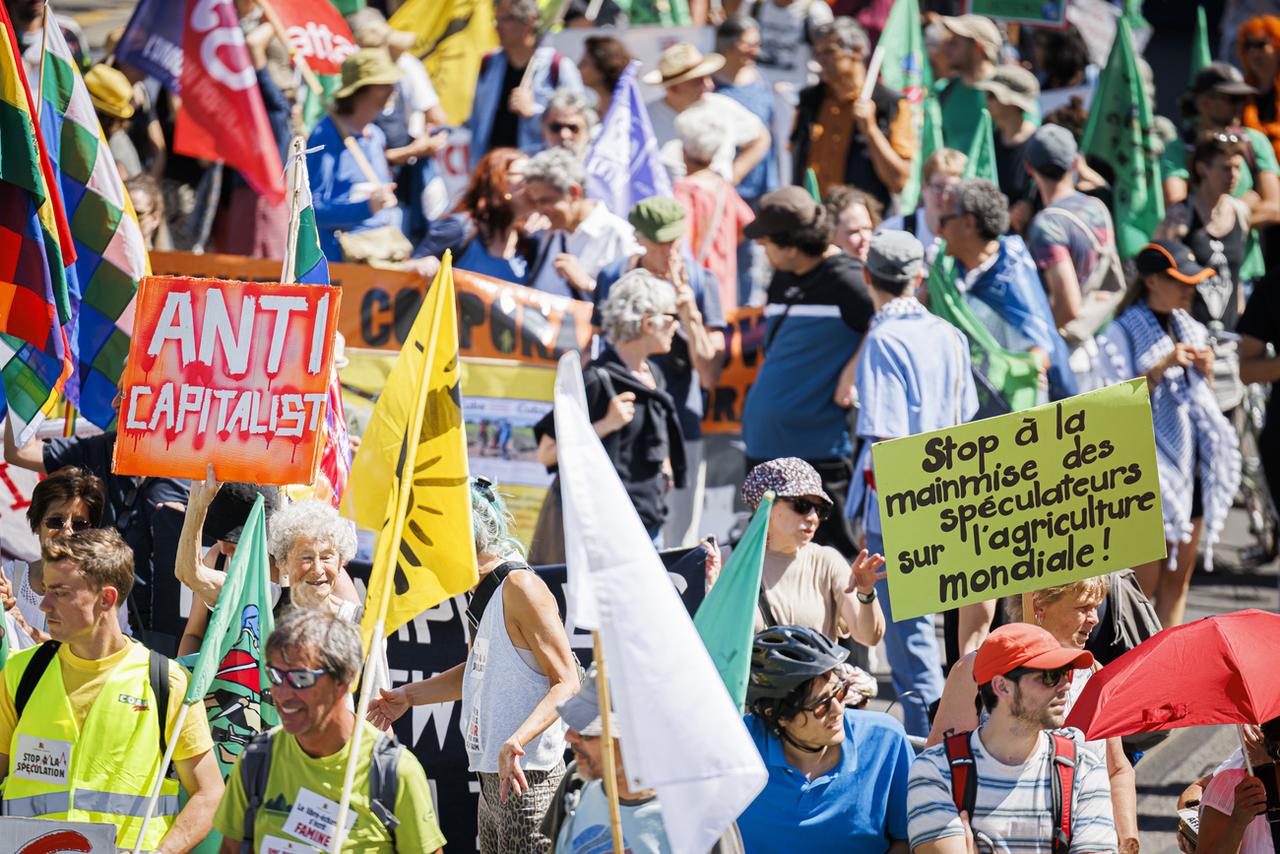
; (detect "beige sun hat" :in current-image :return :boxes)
[641,43,725,87]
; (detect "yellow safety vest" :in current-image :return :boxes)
[1,641,180,851]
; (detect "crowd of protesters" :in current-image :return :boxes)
[6,0,1280,851]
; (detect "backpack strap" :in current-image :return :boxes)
[150,648,171,760]
[1049,732,1077,854]
[368,732,404,845]
[239,730,276,853]
[944,731,978,819]
[13,640,62,721]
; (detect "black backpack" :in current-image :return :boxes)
[237,729,403,852]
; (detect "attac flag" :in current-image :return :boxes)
[0,1,75,446]
[1081,18,1163,258]
[1189,6,1211,86]
[269,0,356,76]
[348,251,477,650]
[391,0,497,125]
[803,168,821,203]
[584,62,673,219]
[33,14,149,433]
[967,109,998,185]
[280,140,350,508]
[555,352,766,853]
[694,493,774,709]
[115,0,284,203]
[876,0,931,210]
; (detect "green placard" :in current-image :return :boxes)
[874,380,1166,621]
[967,0,1067,26]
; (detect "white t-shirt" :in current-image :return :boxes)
[908,727,1119,853]
[1200,765,1275,853]
[397,52,441,139]
[646,93,767,183]
[1,559,132,651]
[566,202,639,279]
[752,0,832,73]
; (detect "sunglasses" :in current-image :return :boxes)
[1244,40,1272,51]
[783,497,830,521]
[267,666,329,689]
[549,121,584,134]
[800,680,853,717]
[1004,666,1073,689]
[938,211,963,227]
[44,515,93,533]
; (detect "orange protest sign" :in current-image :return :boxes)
[702,306,766,435]
[148,252,595,362]
[113,275,342,484]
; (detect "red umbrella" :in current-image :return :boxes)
[1064,609,1280,741]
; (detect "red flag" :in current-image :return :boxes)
[270,0,356,76]
[175,0,284,203]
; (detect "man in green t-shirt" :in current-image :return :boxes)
[213,610,445,854]
[936,15,1001,155]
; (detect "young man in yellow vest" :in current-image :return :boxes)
[0,528,223,852]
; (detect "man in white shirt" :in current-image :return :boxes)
[643,43,771,186]
[747,0,832,74]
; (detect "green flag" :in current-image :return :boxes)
[804,168,822,202]
[1081,18,1164,258]
[694,494,774,709]
[876,0,931,210]
[966,109,998,185]
[1190,6,1211,85]
[180,496,279,775]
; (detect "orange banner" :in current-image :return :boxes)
[702,306,767,435]
[149,252,595,362]
[113,275,342,484]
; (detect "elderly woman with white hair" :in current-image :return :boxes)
[674,104,756,311]
[531,269,687,551]
[369,477,579,854]
[523,147,637,298]
[540,86,598,162]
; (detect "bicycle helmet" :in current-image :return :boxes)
[748,625,850,704]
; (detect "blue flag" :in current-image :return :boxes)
[585,61,672,217]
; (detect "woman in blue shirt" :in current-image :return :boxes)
[306,48,404,262]
[739,625,912,854]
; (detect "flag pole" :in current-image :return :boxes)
[130,701,192,854]
[592,632,625,854]
[34,1,49,121]
[860,43,885,102]
[281,136,305,284]
[330,256,453,852]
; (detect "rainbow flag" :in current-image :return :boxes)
[282,142,349,506]
[34,13,149,433]
[0,2,76,446]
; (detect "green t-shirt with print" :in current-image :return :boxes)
[213,721,446,853]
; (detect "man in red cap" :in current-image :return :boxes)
[906,624,1119,853]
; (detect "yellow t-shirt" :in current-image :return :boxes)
[0,641,214,762]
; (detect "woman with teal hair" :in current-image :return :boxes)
[368,477,580,854]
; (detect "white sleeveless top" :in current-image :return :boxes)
[460,572,567,774]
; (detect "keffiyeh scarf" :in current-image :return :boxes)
[870,294,928,327]
[1109,303,1241,569]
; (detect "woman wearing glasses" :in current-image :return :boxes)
[368,478,579,854]
[738,625,912,853]
[1238,16,1280,161]
[925,577,1140,853]
[2,466,130,648]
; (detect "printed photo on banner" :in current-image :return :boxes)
[872,380,1167,621]
[113,275,342,484]
[965,0,1068,27]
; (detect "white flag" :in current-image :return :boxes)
[554,353,766,853]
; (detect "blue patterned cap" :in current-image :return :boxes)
[742,457,832,510]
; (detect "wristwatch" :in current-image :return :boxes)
[855,588,877,604]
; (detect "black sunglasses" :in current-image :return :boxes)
[800,680,853,717]
[267,665,329,689]
[1003,666,1073,689]
[44,515,93,533]
[783,497,831,521]
[1244,39,1272,51]
[549,121,584,134]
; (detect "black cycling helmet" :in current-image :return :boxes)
[747,625,850,704]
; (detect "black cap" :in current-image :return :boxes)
[1192,62,1257,97]
[743,186,823,240]
[1134,240,1214,285]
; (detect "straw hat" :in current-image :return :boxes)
[333,48,404,99]
[641,43,725,87]
[85,64,134,120]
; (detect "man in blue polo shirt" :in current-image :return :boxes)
[739,625,912,853]
[741,186,874,559]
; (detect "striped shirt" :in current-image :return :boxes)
[907,728,1117,853]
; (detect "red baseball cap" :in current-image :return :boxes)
[973,623,1094,685]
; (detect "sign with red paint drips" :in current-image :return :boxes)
[113,276,342,484]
